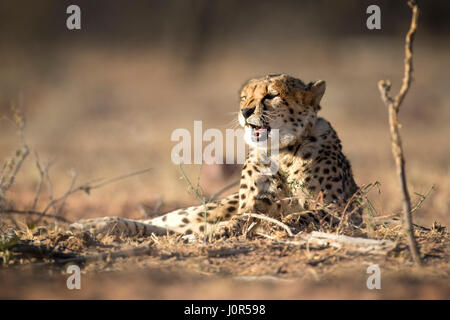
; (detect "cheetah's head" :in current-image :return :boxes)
[238,74,325,150]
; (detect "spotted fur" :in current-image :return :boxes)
[68,74,360,238]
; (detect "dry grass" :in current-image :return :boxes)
[0,216,448,299]
[0,35,449,298]
[0,155,448,299]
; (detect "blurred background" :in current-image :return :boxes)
[0,0,449,227]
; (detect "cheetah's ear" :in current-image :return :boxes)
[309,80,326,107]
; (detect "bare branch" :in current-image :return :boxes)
[377,0,422,266]
[0,209,71,223]
[207,247,254,258]
[395,0,419,111]
[41,167,153,216]
[411,184,434,214]
[238,212,294,237]
[0,106,30,209]
[43,159,56,216]
[272,231,397,255]
[12,244,153,266]
[55,169,78,216]
[53,246,154,265]
[82,167,153,192]
[31,151,45,212]
[1,104,153,228]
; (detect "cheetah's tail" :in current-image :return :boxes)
[67,193,240,237]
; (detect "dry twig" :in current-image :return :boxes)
[0,107,29,209]
[272,231,396,255]
[38,167,152,220]
[54,246,153,265]
[21,245,154,266]
[10,243,78,260]
[207,247,254,258]
[238,212,294,237]
[1,209,71,222]
[0,111,152,225]
[377,0,421,265]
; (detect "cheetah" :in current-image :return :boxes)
[68,74,360,238]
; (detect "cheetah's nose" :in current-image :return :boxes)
[241,107,256,119]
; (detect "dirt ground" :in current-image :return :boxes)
[0,220,448,299]
[1,34,449,298]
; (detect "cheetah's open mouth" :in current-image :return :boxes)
[247,124,271,141]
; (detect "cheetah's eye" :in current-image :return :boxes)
[240,96,246,102]
[262,93,279,103]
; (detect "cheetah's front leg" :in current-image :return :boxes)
[219,162,289,236]
[238,163,287,217]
